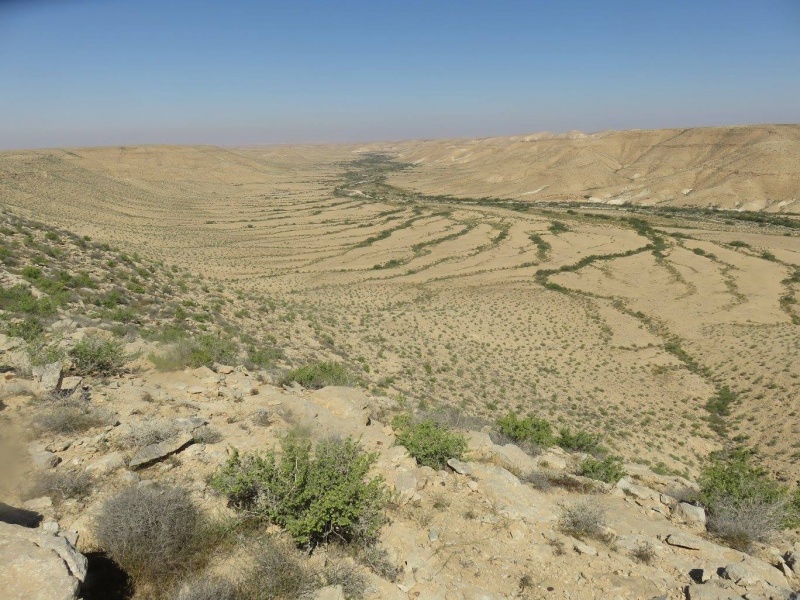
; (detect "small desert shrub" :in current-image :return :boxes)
[430,491,450,510]
[117,420,179,450]
[193,425,223,444]
[93,485,206,587]
[69,335,127,376]
[33,398,113,434]
[706,497,786,550]
[150,334,238,371]
[629,541,656,564]
[6,316,45,341]
[496,412,554,451]
[210,434,387,549]
[558,501,609,542]
[556,427,602,454]
[238,536,318,599]
[521,470,552,492]
[699,447,793,547]
[321,559,368,599]
[252,409,273,427]
[392,414,467,470]
[281,361,354,389]
[25,469,93,504]
[356,544,398,582]
[577,455,626,484]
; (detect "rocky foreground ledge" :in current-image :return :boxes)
[0,347,799,600]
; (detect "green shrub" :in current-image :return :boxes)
[577,455,626,483]
[69,335,127,376]
[496,412,554,449]
[700,447,785,509]
[26,336,66,367]
[150,334,238,371]
[556,427,602,454]
[282,361,354,389]
[700,447,792,548]
[0,284,57,315]
[210,434,387,549]
[5,317,45,341]
[392,414,467,469]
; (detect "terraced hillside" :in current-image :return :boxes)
[1,138,799,482]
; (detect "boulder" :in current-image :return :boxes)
[129,433,194,469]
[31,450,61,469]
[85,451,126,475]
[486,443,538,475]
[0,521,87,600]
[32,361,63,394]
[447,458,472,475]
[59,376,82,394]
[617,476,660,502]
[722,563,760,587]
[672,502,707,531]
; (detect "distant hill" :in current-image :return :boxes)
[370,124,800,211]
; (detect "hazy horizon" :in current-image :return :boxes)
[1,0,799,150]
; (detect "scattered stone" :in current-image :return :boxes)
[175,416,208,430]
[186,386,206,395]
[447,458,472,475]
[213,363,235,374]
[428,528,439,542]
[128,433,194,469]
[573,540,598,556]
[46,440,72,453]
[665,533,702,550]
[31,451,61,469]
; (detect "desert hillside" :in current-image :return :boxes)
[0,131,799,599]
[374,124,800,211]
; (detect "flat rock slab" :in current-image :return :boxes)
[685,583,744,600]
[665,533,703,550]
[129,433,194,469]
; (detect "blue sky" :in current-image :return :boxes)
[0,0,798,149]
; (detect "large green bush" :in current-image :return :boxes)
[577,455,626,484]
[393,414,467,470]
[281,361,354,389]
[699,447,794,548]
[496,412,554,448]
[556,427,602,454]
[69,335,127,376]
[210,434,386,549]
